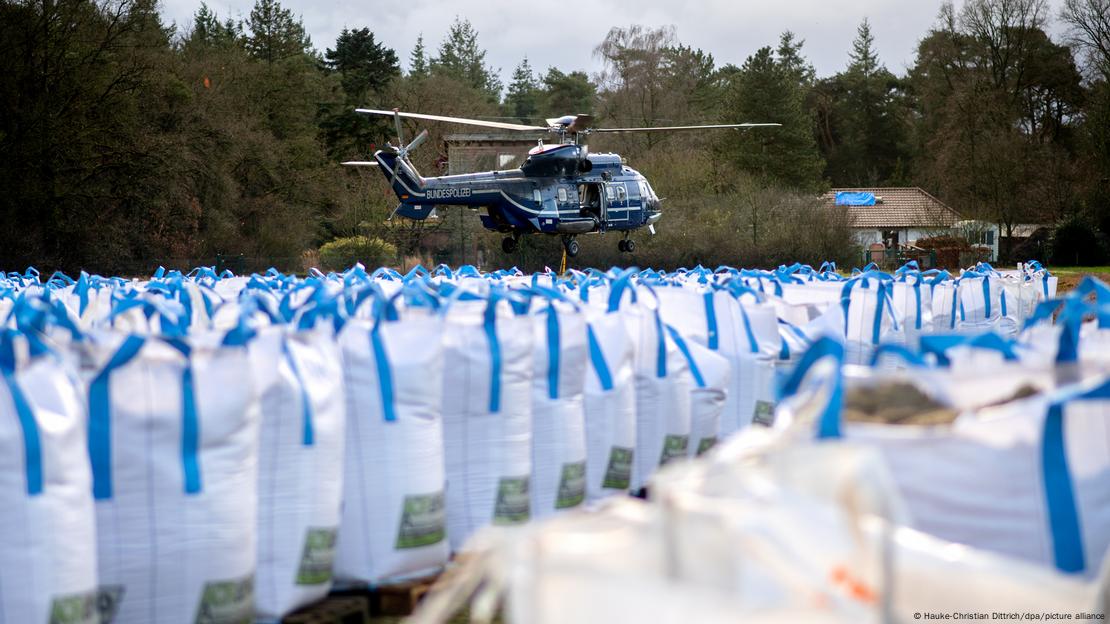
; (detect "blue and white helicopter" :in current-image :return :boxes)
[343,109,779,257]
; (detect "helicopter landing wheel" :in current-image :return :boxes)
[563,237,580,258]
[619,238,635,253]
[502,236,519,253]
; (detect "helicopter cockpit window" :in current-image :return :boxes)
[557,187,568,203]
[533,189,542,204]
[616,186,627,201]
[605,185,615,201]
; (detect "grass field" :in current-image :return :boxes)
[1046,266,1110,293]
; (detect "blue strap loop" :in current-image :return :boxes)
[0,359,43,495]
[88,335,147,500]
[778,337,845,439]
[869,343,927,367]
[586,324,614,391]
[919,332,1019,366]
[282,338,317,444]
[703,291,719,350]
[665,325,705,388]
[545,303,561,399]
[1042,378,1110,573]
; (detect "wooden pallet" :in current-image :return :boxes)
[281,595,371,624]
[332,572,443,617]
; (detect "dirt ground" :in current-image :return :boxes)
[1049,267,1110,293]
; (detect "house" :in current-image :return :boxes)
[822,187,963,250]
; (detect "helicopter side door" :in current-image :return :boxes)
[604,182,630,228]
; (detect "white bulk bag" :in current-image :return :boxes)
[606,278,692,492]
[711,289,779,435]
[84,330,261,624]
[529,299,588,520]
[655,285,777,436]
[889,273,934,347]
[838,274,904,365]
[335,312,449,582]
[954,271,1002,331]
[674,335,730,457]
[0,332,98,624]
[582,312,637,502]
[778,338,1110,576]
[440,294,533,550]
[250,326,346,619]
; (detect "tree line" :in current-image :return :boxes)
[0,0,1107,273]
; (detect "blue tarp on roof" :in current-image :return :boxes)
[835,192,876,206]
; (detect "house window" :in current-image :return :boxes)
[986,230,995,245]
[557,187,568,203]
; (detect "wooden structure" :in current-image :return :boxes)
[444,132,547,174]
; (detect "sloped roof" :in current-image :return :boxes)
[822,187,961,229]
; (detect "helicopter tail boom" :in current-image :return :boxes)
[374,150,426,203]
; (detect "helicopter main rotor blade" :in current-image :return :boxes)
[341,161,380,167]
[356,108,547,132]
[590,123,782,133]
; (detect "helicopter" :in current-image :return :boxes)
[343,109,779,257]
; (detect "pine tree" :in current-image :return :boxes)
[820,18,910,185]
[504,57,538,122]
[776,31,816,87]
[245,0,311,64]
[540,69,596,117]
[324,28,400,102]
[431,17,502,101]
[409,34,428,78]
[189,4,242,48]
[720,46,824,190]
[849,18,880,76]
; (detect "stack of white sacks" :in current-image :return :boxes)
[408,276,1110,624]
[0,259,1068,622]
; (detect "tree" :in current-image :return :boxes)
[909,0,1085,258]
[319,28,400,160]
[538,69,596,118]
[430,17,501,101]
[1059,0,1110,80]
[245,0,311,64]
[817,19,912,185]
[776,31,816,87]
[409,34,429,78]
[190,3,242,48]
[504,57,539,122]
[593,25,676,151]
[324,28,400,102]
[719,46,825,190]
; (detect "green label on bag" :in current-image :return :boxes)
[555,461,587,509]
[696,436,718,456]
[396,491,446,549]
[752,400,776,427]
[50,591,98,624]
[602,446,633,490]
[659,435,689,466]
[95,585,124,624]
[493,476,530,524]
[296,528,337,585]
[195,574,253,624]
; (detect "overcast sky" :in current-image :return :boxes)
[160,0,1068,81]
